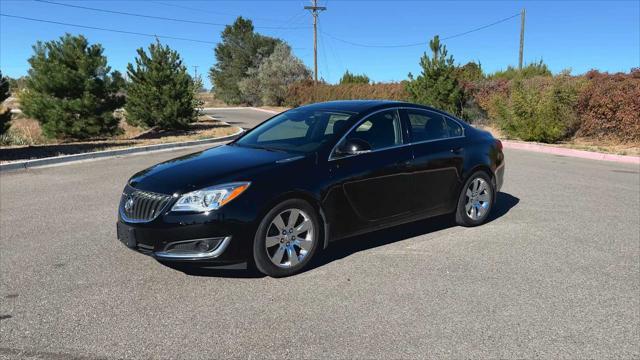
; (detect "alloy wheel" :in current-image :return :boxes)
[465,177,492,220]
[265,208,315,268]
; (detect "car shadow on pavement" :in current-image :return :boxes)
[164,192,519,278]
[304,191,520,274]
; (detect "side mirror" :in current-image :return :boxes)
[335,138,372,157]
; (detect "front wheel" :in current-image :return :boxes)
[455,171,494,227]
[253,199,320,277]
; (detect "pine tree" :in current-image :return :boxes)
[19,34,124,139]
[126,40,200,130]
[209,17,282,104]
[339,70,370,85]
[405,35,462,115]
[0,71,12,135]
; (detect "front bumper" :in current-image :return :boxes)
[117,220,233,261]
[116,207,257,263]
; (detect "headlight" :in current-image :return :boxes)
[171,182,251,212]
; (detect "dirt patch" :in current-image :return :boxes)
[196,92,228,108]
[0,115,240,163]
[476,124,639,156]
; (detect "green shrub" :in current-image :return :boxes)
[489,60,552,80]
[126,40,201,130]
[492,75,583,143]
[19,34,124,139]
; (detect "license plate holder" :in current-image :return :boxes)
[117,222,137,248]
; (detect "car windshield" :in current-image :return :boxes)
[234,108,355,153]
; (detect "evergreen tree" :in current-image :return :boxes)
[209,17,282,104]
[405,35,462,115]
[126,40,200,130]
[0,71,12,135]
[339,70,370,85]
[19,34,124,139]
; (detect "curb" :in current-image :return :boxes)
[502,140,640,165]
[0,128,244,173]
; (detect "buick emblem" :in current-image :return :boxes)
[124,196,135,213]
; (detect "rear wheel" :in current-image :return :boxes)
[253,199,320,277]
[455,171,494,227]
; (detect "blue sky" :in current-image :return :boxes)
[1,0,639,89]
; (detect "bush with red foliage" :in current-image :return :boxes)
[576,69,640,143]
[285,80,409,107]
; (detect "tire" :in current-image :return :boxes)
[455,171,494,227]
[253,199,321,277]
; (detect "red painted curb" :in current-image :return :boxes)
[502,140,640,165]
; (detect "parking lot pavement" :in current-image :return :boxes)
[203,108,273,129]
[0,144,639,359]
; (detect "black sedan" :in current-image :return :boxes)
[117,100,505,277]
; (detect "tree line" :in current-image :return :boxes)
[1,16,637,145]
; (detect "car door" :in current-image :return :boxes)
[328,108,413,235]
[402,108,465,215]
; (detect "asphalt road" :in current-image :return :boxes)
[1,109,639,359]
[203,107,274,129]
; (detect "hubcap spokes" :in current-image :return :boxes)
[266,208,314,268]
[465,178,491,220]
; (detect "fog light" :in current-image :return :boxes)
[195,240,210,252]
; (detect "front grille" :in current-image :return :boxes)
[120,186,172,223]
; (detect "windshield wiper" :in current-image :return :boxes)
[240,144,289,153]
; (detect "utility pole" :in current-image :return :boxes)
[519,8,525,70]
[304,0,326,83]
[192,65,199,80]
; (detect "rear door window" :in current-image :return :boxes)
[406,109,463,142]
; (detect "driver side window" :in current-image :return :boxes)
[345,109,403,151]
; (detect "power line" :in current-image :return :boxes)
[321,31,425,48]
[320,13,521,48]
[34,0,310,30]
[0,13,218,45]
[442,13,520,40]
[152,1,300,24]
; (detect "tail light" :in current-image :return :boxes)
[495,139,503,152]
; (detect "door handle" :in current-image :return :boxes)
[397,160,412,168]
[450,147,463,154]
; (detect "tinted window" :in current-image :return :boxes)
[235,108,354,152]
[407,109,462,142]
[324,113,352,135]
[344,109,402,150]
[444,116,463,137]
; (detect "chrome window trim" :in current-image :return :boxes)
[328,106,466,161]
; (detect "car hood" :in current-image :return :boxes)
[128,144,305,194]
